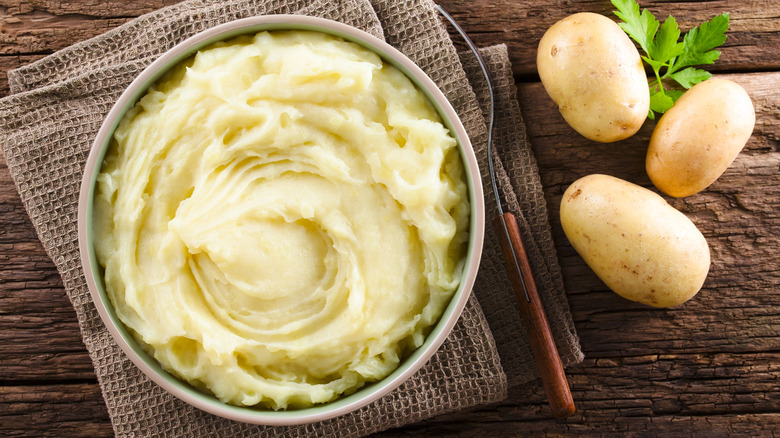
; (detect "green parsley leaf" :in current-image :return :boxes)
[649,16,684,64]
[611,0,730,119]
[666,89,685,102]
[641,56,664,72]
[612,0,658,54]
[670,14,729,73]
[669,67,712,89]
[649,90,674,115]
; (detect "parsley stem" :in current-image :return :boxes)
[652,66,665,95]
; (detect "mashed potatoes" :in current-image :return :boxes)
[94,30,469,409]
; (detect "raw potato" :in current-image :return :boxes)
[560,174,710,307]
[537,12,649,142]
[647,78,755,197]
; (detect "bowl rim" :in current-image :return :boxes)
[77,14,485,426]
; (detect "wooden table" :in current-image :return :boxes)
[1,1,778,436]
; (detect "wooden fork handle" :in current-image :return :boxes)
[494,212,575,418]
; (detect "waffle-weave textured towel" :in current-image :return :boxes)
[0,0,583,436]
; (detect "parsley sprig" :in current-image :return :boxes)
[611,0,730,119]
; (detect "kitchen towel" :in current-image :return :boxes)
[0,0,583,436]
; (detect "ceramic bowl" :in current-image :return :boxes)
[78,15,484,425]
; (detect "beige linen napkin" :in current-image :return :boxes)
[0,0,583,436]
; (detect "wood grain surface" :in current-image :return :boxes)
[1,0,778,436]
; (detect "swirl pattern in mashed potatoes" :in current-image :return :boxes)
[93,30,469,409]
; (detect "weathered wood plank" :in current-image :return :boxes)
[1,353,778,437]
[0,0,181,17]
[0,153,97,380]
[0,384,112,438]
[0,283,96,380]
[0,11,134,55]
[441,0,780,78]
[0,1,182,56]
[2,1,779,83]
[378,353,780,437]
[381,413,780,437]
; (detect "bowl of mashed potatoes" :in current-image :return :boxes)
[78,15,484,425]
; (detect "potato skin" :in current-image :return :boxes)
[537,12,649,142]
[646,78,755,197]
[560,174,710,307]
